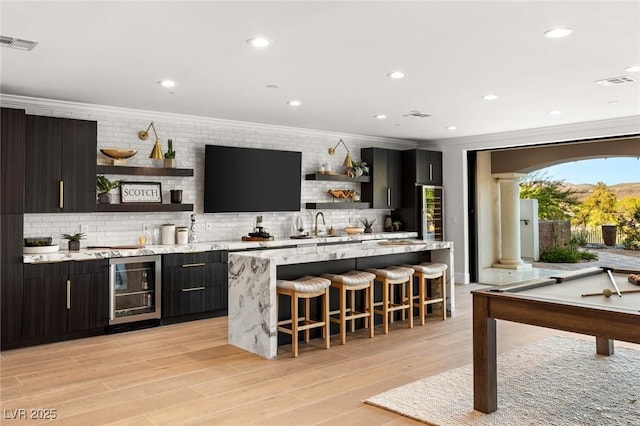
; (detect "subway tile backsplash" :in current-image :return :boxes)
[20,100,417,246]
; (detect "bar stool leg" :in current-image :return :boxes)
[418,272,426,326]
[291,292,299,358]
[367,284,374,338]
[304,298,311,343]
[339,285,347,345]
[440,274,447,320]
[382,278,390,334]
[323,288,330,349]
[407,278,413,329]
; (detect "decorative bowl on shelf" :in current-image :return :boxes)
[100,149,138,165]
[100,149,138,159]
[344,226,365,234]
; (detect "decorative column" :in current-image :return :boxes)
[492,173,531,270]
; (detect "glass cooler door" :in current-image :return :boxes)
[109,255,161,324]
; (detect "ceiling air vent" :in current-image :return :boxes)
[0,35,38,51]
[403,110,431,119]
[595,76,635,87]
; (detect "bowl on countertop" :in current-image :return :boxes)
[344,226,365,234]
[24,245,59,254]
[100,149,138,159]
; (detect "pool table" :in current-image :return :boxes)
[472,266,640,414]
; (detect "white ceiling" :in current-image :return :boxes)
[1,1,639,142]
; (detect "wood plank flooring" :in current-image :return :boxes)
[2,284,637,425]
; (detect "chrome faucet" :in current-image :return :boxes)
[314,212,325,236]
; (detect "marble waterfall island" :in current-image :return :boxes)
[228,240,454,359]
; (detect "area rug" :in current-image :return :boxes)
[365,336,640,425]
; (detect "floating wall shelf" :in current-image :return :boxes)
[305,173,370,183]
[305,202,370,210]
[97,165,194,177]
[96,203,194,213]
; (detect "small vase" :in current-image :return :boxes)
[98,193,113,204]
[164,159,176,168]
[68,240,80,251]
[364,228,373,234]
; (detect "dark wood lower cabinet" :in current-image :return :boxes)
[21,260,109,346]
[1,214,24,348]
[162,251,228,320]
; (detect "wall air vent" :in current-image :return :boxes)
[403,110,431,119]
[595,76,635,87]
[0,35,38,51]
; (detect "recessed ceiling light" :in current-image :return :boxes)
[548,110,563,115]
[247,37,272,48]
[159,80,176,88]
[374,114,387,119]
[447,126,457,131]
[266,84,279,89]
[625,65,640,73]
[287,100,301,106]
[544,28,573,39]
[482,94,499,101]
[387,71,406,79]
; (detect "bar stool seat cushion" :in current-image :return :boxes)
[406,263,448,275]
[322,271,376,286]
[365,266,414,280]
[277,276,331,293]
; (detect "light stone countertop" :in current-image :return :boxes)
[23,232,418,263]
[229,239,453,266]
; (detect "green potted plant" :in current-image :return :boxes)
[346,160,369,178]
[164,139,176,168]
[62,232,85,251]
[360,217,376,233]
[96,175,119,204]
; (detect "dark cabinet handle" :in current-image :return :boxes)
[181,286,206,292]
[182,263,205,268]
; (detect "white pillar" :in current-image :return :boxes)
[492,173,531,270]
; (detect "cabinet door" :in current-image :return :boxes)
[387,149,403,208]
[361,148,403,209]
[61,119,97,212]
[1,214,24,347]
[23,262,69,339]
[25,115,63,213]
[424,151,443,186]
[67,260,109,332]
[25,116,97,213]
[1,108,26,214]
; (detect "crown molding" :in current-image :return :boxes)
[0,94,417,148]
[424,115,640,151]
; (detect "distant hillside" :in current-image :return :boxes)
[563,182,640,202]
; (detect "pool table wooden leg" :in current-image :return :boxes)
[596,336,614,355]
[473,294,497,413]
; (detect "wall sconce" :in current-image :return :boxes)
[138,121,164,159]
[328,139,353,168]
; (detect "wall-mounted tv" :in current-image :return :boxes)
[204,145,302,213]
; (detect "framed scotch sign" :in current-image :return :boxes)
[120,181,162,203]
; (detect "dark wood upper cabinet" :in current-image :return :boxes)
[404,149,442,186]
[361,147,403,209]
[1,108,26,214]
[25,115,97,213]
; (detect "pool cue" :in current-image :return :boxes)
[581,288,640,297]
[606,270,622,297]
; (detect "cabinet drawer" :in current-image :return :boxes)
[163,263,216,292]
[163,251,226,267]
[163,286,225,317]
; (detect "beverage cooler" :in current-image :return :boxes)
[422,185,444,241]
[109,255,161,325]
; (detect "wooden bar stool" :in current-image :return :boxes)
[405,263,447,324]
[365,266,414,334]
[276,276,330,358]
[322,271,376,345]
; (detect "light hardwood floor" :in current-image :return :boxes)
[2,284,633,425]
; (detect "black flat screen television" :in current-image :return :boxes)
[204,145,302,213]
